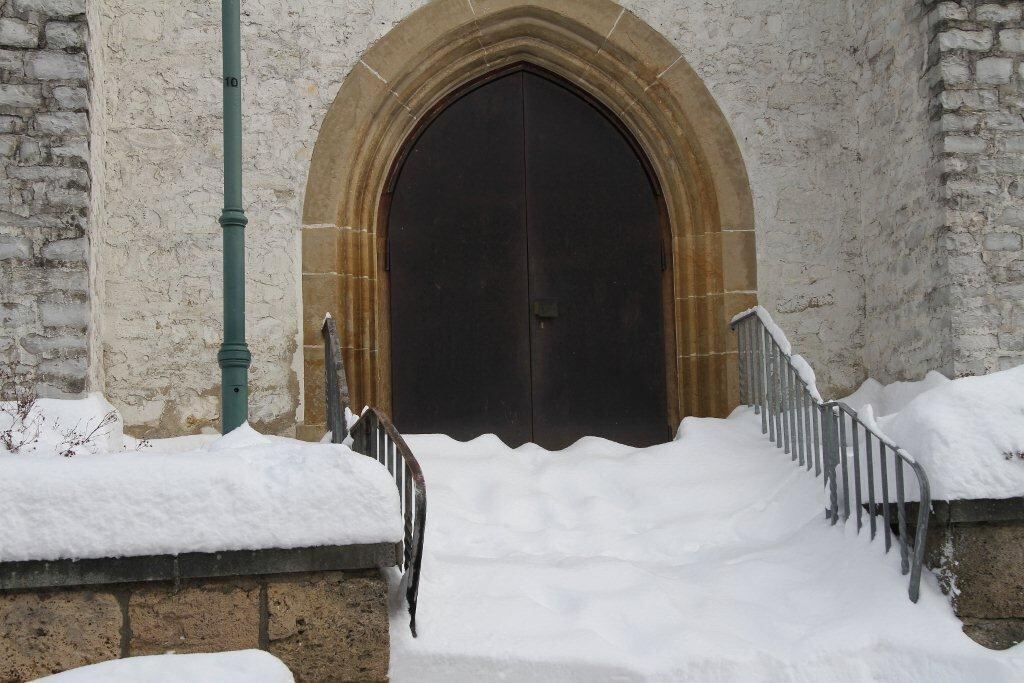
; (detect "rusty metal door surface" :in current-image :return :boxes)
[388,69,667,449]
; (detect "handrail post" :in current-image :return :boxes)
[730,310,934,604]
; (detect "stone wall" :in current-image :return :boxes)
[95,0,430,436]
[0,570,389,682]
[624,0,867,396]
[934,0,1024,376]
[854,0,950,383]
[925,498,1024,649]
[0,0,91,398]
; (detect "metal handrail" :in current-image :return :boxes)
[322,316,427,636]
[730,309,932,602]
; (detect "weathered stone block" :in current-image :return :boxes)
[0,84,42,108]
[940,88,999,111]
[942,113,978,131]
[52,85,87,110]
[11,0,86,17]
[976,57,1013,85]
[50,140,87,161]
[44,21,85,49]
[25,51,87,81]
[128,580,260,655]
[945,134,986,153]
[939,29,993,51]
[34,111,87,135]
[1001,29,1024,52]
[983,111,1024,131]
[0,589,121,682]
[20,332,87,357]
[41,236,87,262]
[985,232,1024,251]
[0,115,23,133]
[0,18,38,48]
[40,302,87,328]
[38,356,87,383]
[977,4,1023,23]
[938,2,970,20]
[8,165,88,185]
[45,187,89,208]
[0,134,17,156]
[940,55,971,84]
[267,571,389,683]
[0,49,24,71]
[0,235,32,260]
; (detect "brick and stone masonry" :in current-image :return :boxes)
[0,570,390,682]
[0,0,90,398]
[935,1,1024,375]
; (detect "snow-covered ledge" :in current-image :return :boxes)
[0,396,398,681]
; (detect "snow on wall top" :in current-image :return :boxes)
[864,365,1024,501]
[0,415,403,562]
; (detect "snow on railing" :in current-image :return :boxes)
[322,315,427,636]
[730,308,931,603]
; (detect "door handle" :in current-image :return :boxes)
[532,299,558,319]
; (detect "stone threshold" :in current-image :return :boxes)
[0,543,400,592]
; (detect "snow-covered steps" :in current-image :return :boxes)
[389,413,1024,681]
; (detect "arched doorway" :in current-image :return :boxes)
[386,66,669,448]
[299,1,757,441]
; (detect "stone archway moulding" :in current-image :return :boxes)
[299,0,756,437]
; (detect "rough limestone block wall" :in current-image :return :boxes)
[622,0,866,396]
[0,570,390,682]
[96,0,430,436]
[854,0,949,382]
[935,0,1024,376]
[0,0,91,397]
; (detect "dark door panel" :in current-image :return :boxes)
[388,72,533,446]
[388,67,669,449]
[523,72,668,449]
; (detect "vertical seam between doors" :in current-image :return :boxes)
[521,70,537,446]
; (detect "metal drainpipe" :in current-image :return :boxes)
[217,0,251,433]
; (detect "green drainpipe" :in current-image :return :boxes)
[217,0,251,433]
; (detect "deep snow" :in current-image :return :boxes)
[390,410,1024,681]
[34,650,293,682]
[841,366,1024,500]
[0,421,403,562]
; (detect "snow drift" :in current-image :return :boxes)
[390,411,1024,681]
[35,650,293,683]
[0,397,403,562]
[861,365,1024,501]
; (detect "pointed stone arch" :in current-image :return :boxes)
[300,0,756,435]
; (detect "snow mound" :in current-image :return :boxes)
[205,421,272,450]
[874,365,1024,501]
[1,392,124,456]
[843,370,951,418]
[0,426,404,562]
[34,650,293,682]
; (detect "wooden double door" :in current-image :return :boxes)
[387,67,668,449]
